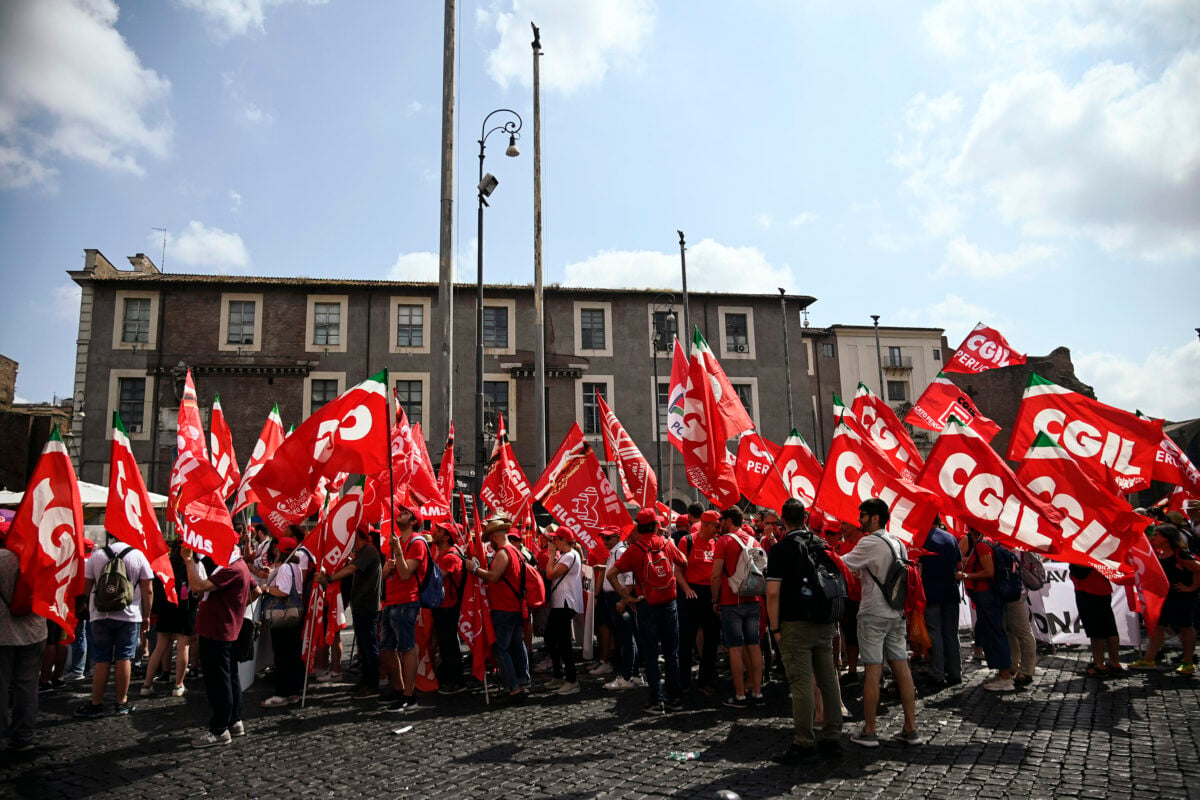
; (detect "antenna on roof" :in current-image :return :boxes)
[152,227,167,271]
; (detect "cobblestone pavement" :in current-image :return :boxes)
[3,643,1198,799]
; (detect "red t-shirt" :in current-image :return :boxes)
[487,544,525,613]
[613,534,685,603]
[438,546,466,608]
[1071,567,1113,596]
[714,529,759,606]
[963,540,993,593]
[383,535,429,607]
[196,558,252,642]
[680,534,715,587]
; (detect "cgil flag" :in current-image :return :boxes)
[108,413,176,604]
[232,404,285,516]
[851,382,924,481]
[480,413,534,521]
[170,371,238,565]
[209,394,240,501]
[693,328,755,439]
[943,322,1027,374]
[1138,411,1200,497]
[681,346,741,509]
[665,337,688,452]
[905,373,1001,443]
[596,390,658,508]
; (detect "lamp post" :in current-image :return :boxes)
[871,314,885,401]
[651,294,677,493]
[778,288,795,432]
[476,109,522,492]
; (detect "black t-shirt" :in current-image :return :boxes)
[766,527,829,623]
[348,544,382,614]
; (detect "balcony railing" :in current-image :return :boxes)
[884,355,913,369]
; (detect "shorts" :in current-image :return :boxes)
[1074,591,1118,640]
[46,619,68,645]
[91,618,139,663]
[1160,593,1197,631]
[841,601,860,646]
[857,613,907,665]
[720,603,761,648]
[381,602,420,652]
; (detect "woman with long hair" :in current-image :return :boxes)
[543,527,585,696]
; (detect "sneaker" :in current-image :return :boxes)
[74,702,105,719]
[315,671,336,683]
[850,730,880,748]
[63,672,86,683]
[114,702,135,716]
[191,730,232,748]
[983,677,1015,692]
[437,684,467,695]
[352,686,380,699]
[229,721,245,737]
[38,682,55,695]
[749,693,765,706]
[643,701,665,716]
[1128,659,1159,670]
[171,685,187,697]
[603,677,635,690]
[387,695,417,712]
[588,662,614,677]
[260,695,291,708]
[774,744,820,765]
[1013,674,1034,686]
[139,685,154,697]
[544,678,565,690]
[555,682,581,696]
[630,676,647,688]
[154,672,172,684]
[1177,662,1195,676]
[665,698,684,712]
[894,729,925,746]
[722,695,749,709]
[817,739,844,758]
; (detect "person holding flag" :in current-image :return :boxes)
[380,504,430,712]
[321,526,382,701]
[1129,524,1200,675]
[467,513,532,703]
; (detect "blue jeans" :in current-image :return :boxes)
[490,610,529,693]
[381,602,420,653]
[602,593,638,680]
[924,601,961,682]
[64,619,90,677]
[638,601,681,703]
[90,618,138,663]
[352,610,381,690]
[969,589,1011,671]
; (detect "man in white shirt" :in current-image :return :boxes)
[839,497,922,749]
[75,540,154,718]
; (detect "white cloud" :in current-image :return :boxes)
[1076,340,1200,421]
[49,283,81,321]
[13,394,30,405]
[406,100,422,116]
[388,251,438,282]
[229,189,242,212]
[562,238,792,293]
[0,0,171,188]
[789,212,817,226]
[935,235,1056,279]
[177,0,329,39]
[161,221,250,272]
[894,293,1008,348]
[479,0,655,94]
[756,213,773,230]
[241,102,273,126]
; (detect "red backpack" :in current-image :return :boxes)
[635,540,677,605]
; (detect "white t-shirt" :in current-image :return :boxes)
[550,549,585,613]
[85,544,155,623]
[841,530,907,620]
[603,541,634,593]
[269,562,303,596]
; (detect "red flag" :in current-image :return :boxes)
[943,322,1027,374]
[533,423,629,562]
[919,416,1065,553]
[681,350,740,509]
[814,421,940,547]
[693,328,754,438]
[252,370,390,534]
[1137,411,1200,497]
[596,390,658,508]
[410,422,451,521]
[169,370,217,514]
[736,433,788,511]
[906,374,1001,443]
[458,518,496,681]
[108,413,176,605]
[209,394,240,501]
[776,430,824,509]
[851,382,924,481]
[665,337,688,452]
[307,481,366,576]
[480,413,534,519]
[1017,432,1143,580]
[6,427,85,635]
[1126,533,1169,637]
[437,422,456,507]
[233,404,284,516]
[1006,373,1163,494]
[414,608,439,692]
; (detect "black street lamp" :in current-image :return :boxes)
[651,294,677,498]
[476,109,522,492]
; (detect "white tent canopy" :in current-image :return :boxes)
[0,480,168,509]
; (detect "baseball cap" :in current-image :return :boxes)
[635,508,659,527]
[277,536,298,554]
[700,510,720,523]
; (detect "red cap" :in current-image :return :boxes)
[600,525,623,539]
[635,508,659,527]
[700,510,721,523]
[277,537,298,555]
[553,527,575,543]
[674,514,690,528]
[82,538,97,553]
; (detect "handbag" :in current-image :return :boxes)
[264,564,304,629]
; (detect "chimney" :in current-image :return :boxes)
[127,253,161,275]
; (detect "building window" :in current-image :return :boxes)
[887,381,907,402]
[122,298,151,344]
[582,381,607,436]
[395,379,423,426]
[886,346,901,367]
[579,308,606,351]
[821,342,835,358]
[226,301,256,345]
[933,348,941,361]
[734,383,754,418]
[118,377,146,432]
[725,313,749,353]
[483,380,509,434]
[396,304,424,348]
[656,380,670,437]
[313,302,341,346]
[483,307,508,349]
[311,379,340,415]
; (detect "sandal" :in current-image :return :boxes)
[1106,663,1126,675]
[1085,664,1110,677]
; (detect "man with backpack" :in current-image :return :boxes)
[75,538,154,719]
[468,513,533,702]
[610,508,687,715]
[711,507,767,709]
[675,509,720,696]
[957,527,1015,692]
[840,498,923,747]
[919,520,963,689]
[430,521,467,694]
[765,499,848,764]
[380,504,429,712]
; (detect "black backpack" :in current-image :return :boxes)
[866,532,908,612]
[988,541,1023,603]
[788,529,848,624]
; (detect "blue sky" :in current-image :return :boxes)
[1,0,1197,420]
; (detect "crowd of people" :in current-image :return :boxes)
[2,497,1199,761]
